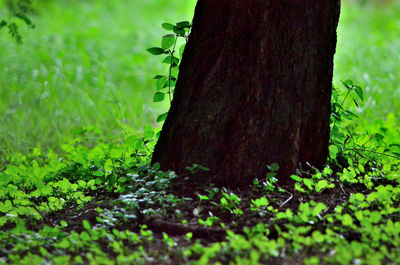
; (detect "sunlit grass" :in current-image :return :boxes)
[335,1,400,121]
[0,0,196,160]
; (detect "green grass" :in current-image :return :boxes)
[1,0,399,161]
[0,0,196,161]
[335,1,400,120]
[1,1,400,162]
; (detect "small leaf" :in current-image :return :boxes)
[162,23,175,31]
[163,56,180,65]
[104,159,113,172]
[15,13,33,27]
[157,112,169,123]
[374,133,385,141]
[161,35,176,50]
[329,145,339,158]
[157,77,167,90]
[163,78,176,88]
[57,239,70,249]
[82,220,91,230]
[370,211,382,224]
[0,20,7,29]
[312,202,327,215]
[354,86,364,101]
[344,79,353,87]
[177,21,191,28]
[153,92,165,102]
[353,193,365,202]
[342,214,353,226]
[173,26,186,37]
[290,175,302,182]
[92,171,104,177]
[315,180,329,192]
[269,163,279,172]
[147,47,166,55]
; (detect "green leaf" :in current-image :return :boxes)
[270,163,279,172]
[157,112,169,123]
[41,185,53,196]
[173,26,186,36]
[163,78,176,88]
[354,86,364,101]
[342,214,353,226]
[83,220,91,230]
[0,200,12,213]
[7,22,22,44]
[329,145,339,158]
[374,133,385,141]
[156,77,167,90]
[353,193,365,202]
[343,79,353,87]
[92,170,104,177]
[171,66,179,79]
[0,20,7,29]
[15,13,33,27]
[177,21,191,28]
[153,92,165,102]
[370,211,382,224]
[198,194,209,202]
[162,55,180,65]
[57,239,70,249]
[162,23,175,31]
[303,178,314,190]
[104,159,113,172]
[312,202,327,216]
[161,35,176,50]
[315,180,328,192]
[290,175,302,182]
[147,47,166,55]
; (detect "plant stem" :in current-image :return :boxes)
[348,148,400,159]
[167,36,179,104]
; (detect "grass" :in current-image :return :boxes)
[335,0,400,120]
[0,0,399,160]
[0,0,196,161]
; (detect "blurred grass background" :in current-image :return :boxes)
[0,0,399,160]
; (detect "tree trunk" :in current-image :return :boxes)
[152,0,341,188]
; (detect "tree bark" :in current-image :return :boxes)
[152,0,341,188]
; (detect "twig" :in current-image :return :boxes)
[167,36,178,103]
[348,148,400,160]
[279,188,293,208]
[280,194,293,208]
[339,183,348,196]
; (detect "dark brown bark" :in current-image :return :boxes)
[152,0,341,188]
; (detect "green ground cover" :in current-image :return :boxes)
[1,0,400,264]
[0,0,196,161]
